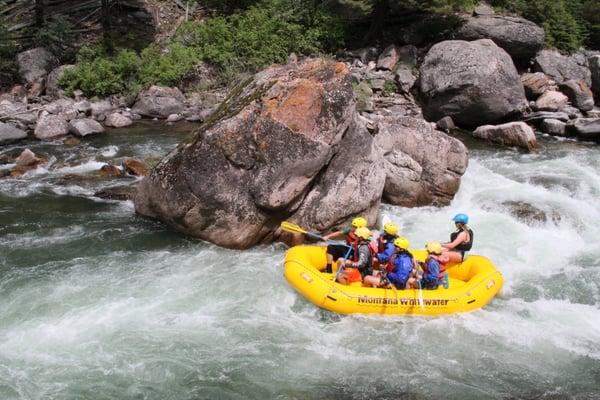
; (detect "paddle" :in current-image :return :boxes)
[333,244,353,282]
[417,278,425,310]
[280,221,325,241]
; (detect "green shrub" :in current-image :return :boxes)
[138,44,201,86]
[59,48,142,97]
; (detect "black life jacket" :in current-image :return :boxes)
[450,227,473,251]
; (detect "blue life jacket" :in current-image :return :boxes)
[422,256,441,289]
[387,251,414,289]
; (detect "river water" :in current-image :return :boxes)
[1,124,599,400]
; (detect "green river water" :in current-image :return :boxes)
[0,123,599,399]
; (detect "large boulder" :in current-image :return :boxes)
[559,80,594,112]
[534,50,592,87]
[456,15,544,63]
[132,86,185,118]
[419,39,527,127]
[16,47,58,84]
[0,122,27,144]
[473,122,536,151]
[373,116,468,206]
[134,59,387,249]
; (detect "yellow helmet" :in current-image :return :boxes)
[393,236,410,250]
[352,216,368,229]
[383,222,398,236]
[426,240,443,255]
[355,227,372,240]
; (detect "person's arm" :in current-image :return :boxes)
[348,246,369,269]
[322,230,344,240]
[377,242,395,263]
[388,259,410,285]
[442,231,467,250]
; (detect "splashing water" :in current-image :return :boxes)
[1,129,599,399]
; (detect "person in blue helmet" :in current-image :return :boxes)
[442,213,474,264]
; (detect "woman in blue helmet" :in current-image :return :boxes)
[442,213,473,264]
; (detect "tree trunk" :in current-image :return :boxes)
[35,0,44,27]
[101,0,110,30]
[362,0,389,46]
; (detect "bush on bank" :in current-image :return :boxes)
[59,0,343,97]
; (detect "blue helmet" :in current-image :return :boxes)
[453,213,469,224]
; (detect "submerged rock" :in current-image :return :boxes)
[419,39,527,127]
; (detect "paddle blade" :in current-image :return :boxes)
[280,221,308,235]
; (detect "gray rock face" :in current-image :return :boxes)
[377,45,401,71]
[374,116,468,206]
[559,80,595,112]
[419,39,527,127]
[132,86,185,118]
[534,90,569,112]
[457,15,544,62]
[34,113,69,140]
[0,122,27,143]
[566,118,600,142]
[590,55,600,96]
[534,50,592,87]
[541,119,566,136]
[16,47,57,84]
[396,45,418,69]
[46,65,75,98]
[69,118,105,137]
[521,72,553,99]
[473,122,537,151]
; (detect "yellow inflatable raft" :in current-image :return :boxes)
[283,246,504,316]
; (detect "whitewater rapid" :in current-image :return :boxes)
[0,128,599,399]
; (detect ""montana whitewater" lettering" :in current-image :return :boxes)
[357,296,450,306]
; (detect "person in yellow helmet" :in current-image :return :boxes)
[417,241,450,289]
[373,222,399,269]
[336,227,375,285]
[364,236,415,288]
[322,216,368,273]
